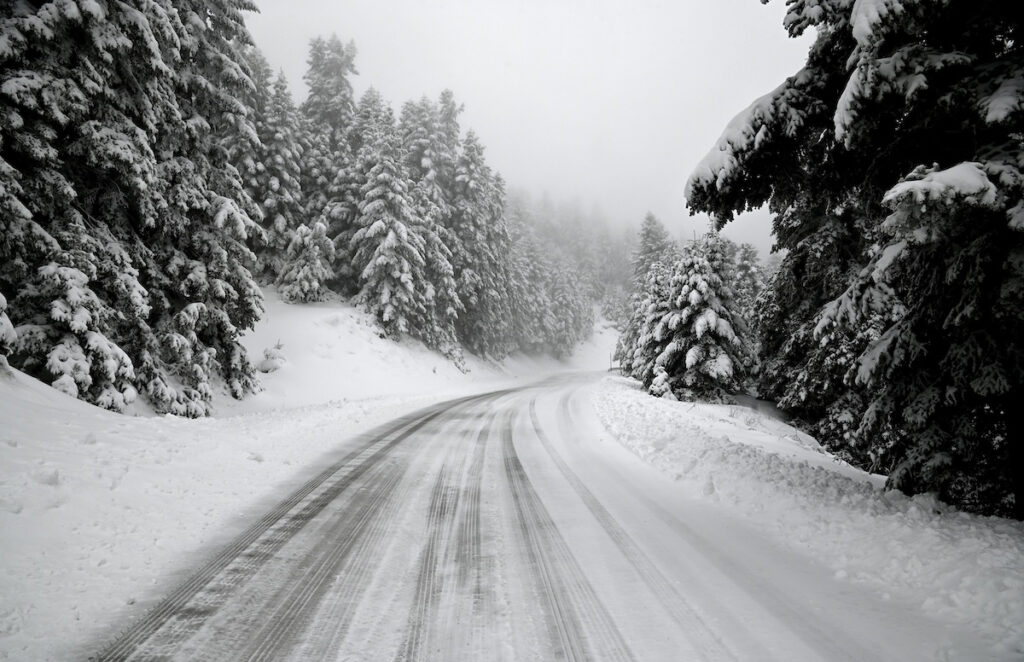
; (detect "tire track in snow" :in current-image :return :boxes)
[396,404,499,662]
[561,389,880,662]
[235,448,408,661]
[294,413,485,661]
[501,409,635,662]
[438,410,497,661]
[93,392,504,661]
[395,461,461,662]
[530,394,740,661]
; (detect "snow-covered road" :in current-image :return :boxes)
[93,373,1004,662]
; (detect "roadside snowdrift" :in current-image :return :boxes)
[0,292,615,660]
[0,363,444,660]
[595,376,1024,657]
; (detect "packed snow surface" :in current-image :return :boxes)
[0,292,616,660]
[595,376,1024,658]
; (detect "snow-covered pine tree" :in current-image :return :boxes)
[632,212,677,288]
[644,234,753,402]
[621,260,674,383]
[0,0,171,410]
[687,0,1024,516]
[230,46,272,222]
[408,183,463,361]
[252,72,305,280]
[327,89,395,293]
[398,97,449,214]
[349,88,395,155]
[732,243,763,315]
[615,213,678,373]
[504,208,553,355]
[1,0,265,415]
[276,221,335,303]
[436,89,464,199]
[138,0,265,415]
[299,35,357,258]
[301,35,357,150]
[349,132,428,337]
[450,131,513,357]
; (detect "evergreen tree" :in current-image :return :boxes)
[0,0,264,416]
[252,72,305,280]
[229,46,272,230]
[140,0,265,415]
[349,88,395,154]
[686,0,1024,516]
[620,260,674,381]
[326,88,396,292]
[299,35,357,242]
[732,243,763,315]
[436,89,464,198]
[398,97,448,211]
[632,213,677,288]
[638,234,753,402]
[408,182,463,360]
[277,221,335,303]
[349,133,428,337]
[450,132,511,356]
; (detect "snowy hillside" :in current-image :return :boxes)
[224,288,617,413]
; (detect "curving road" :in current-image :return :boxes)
[93,373,999,661]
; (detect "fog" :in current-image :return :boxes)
[247,0,814,257]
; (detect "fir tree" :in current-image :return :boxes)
[252,72,306,280]
[299,35,357,240]
[406,181,463,359]
[277,221,335,303]
[450,131,511,357]
[0,0,265,416]
[731,243,763,315]
[641,234,753,402]
[620,260,674,382]
[349,133,427,337]
[686,0,1024,516]
[349,88,395,154]
[632,213,677,288]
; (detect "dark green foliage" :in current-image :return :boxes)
[686,0,1024,517]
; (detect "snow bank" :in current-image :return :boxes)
[595,376,1024,657]
[0,291,615,660]
[0,362,449,660]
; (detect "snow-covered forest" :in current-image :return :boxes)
[2,2,1023,660]
[0,3,625,418]
[614,3,1022,518]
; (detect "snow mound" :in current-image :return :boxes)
[595,376,1024,657]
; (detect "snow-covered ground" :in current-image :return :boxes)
[225,288,616,414]
[0,291,616,661]
[594,376,1024,658]
[5,288,1020,660]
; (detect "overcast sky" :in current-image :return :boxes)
[247,0,814,257]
